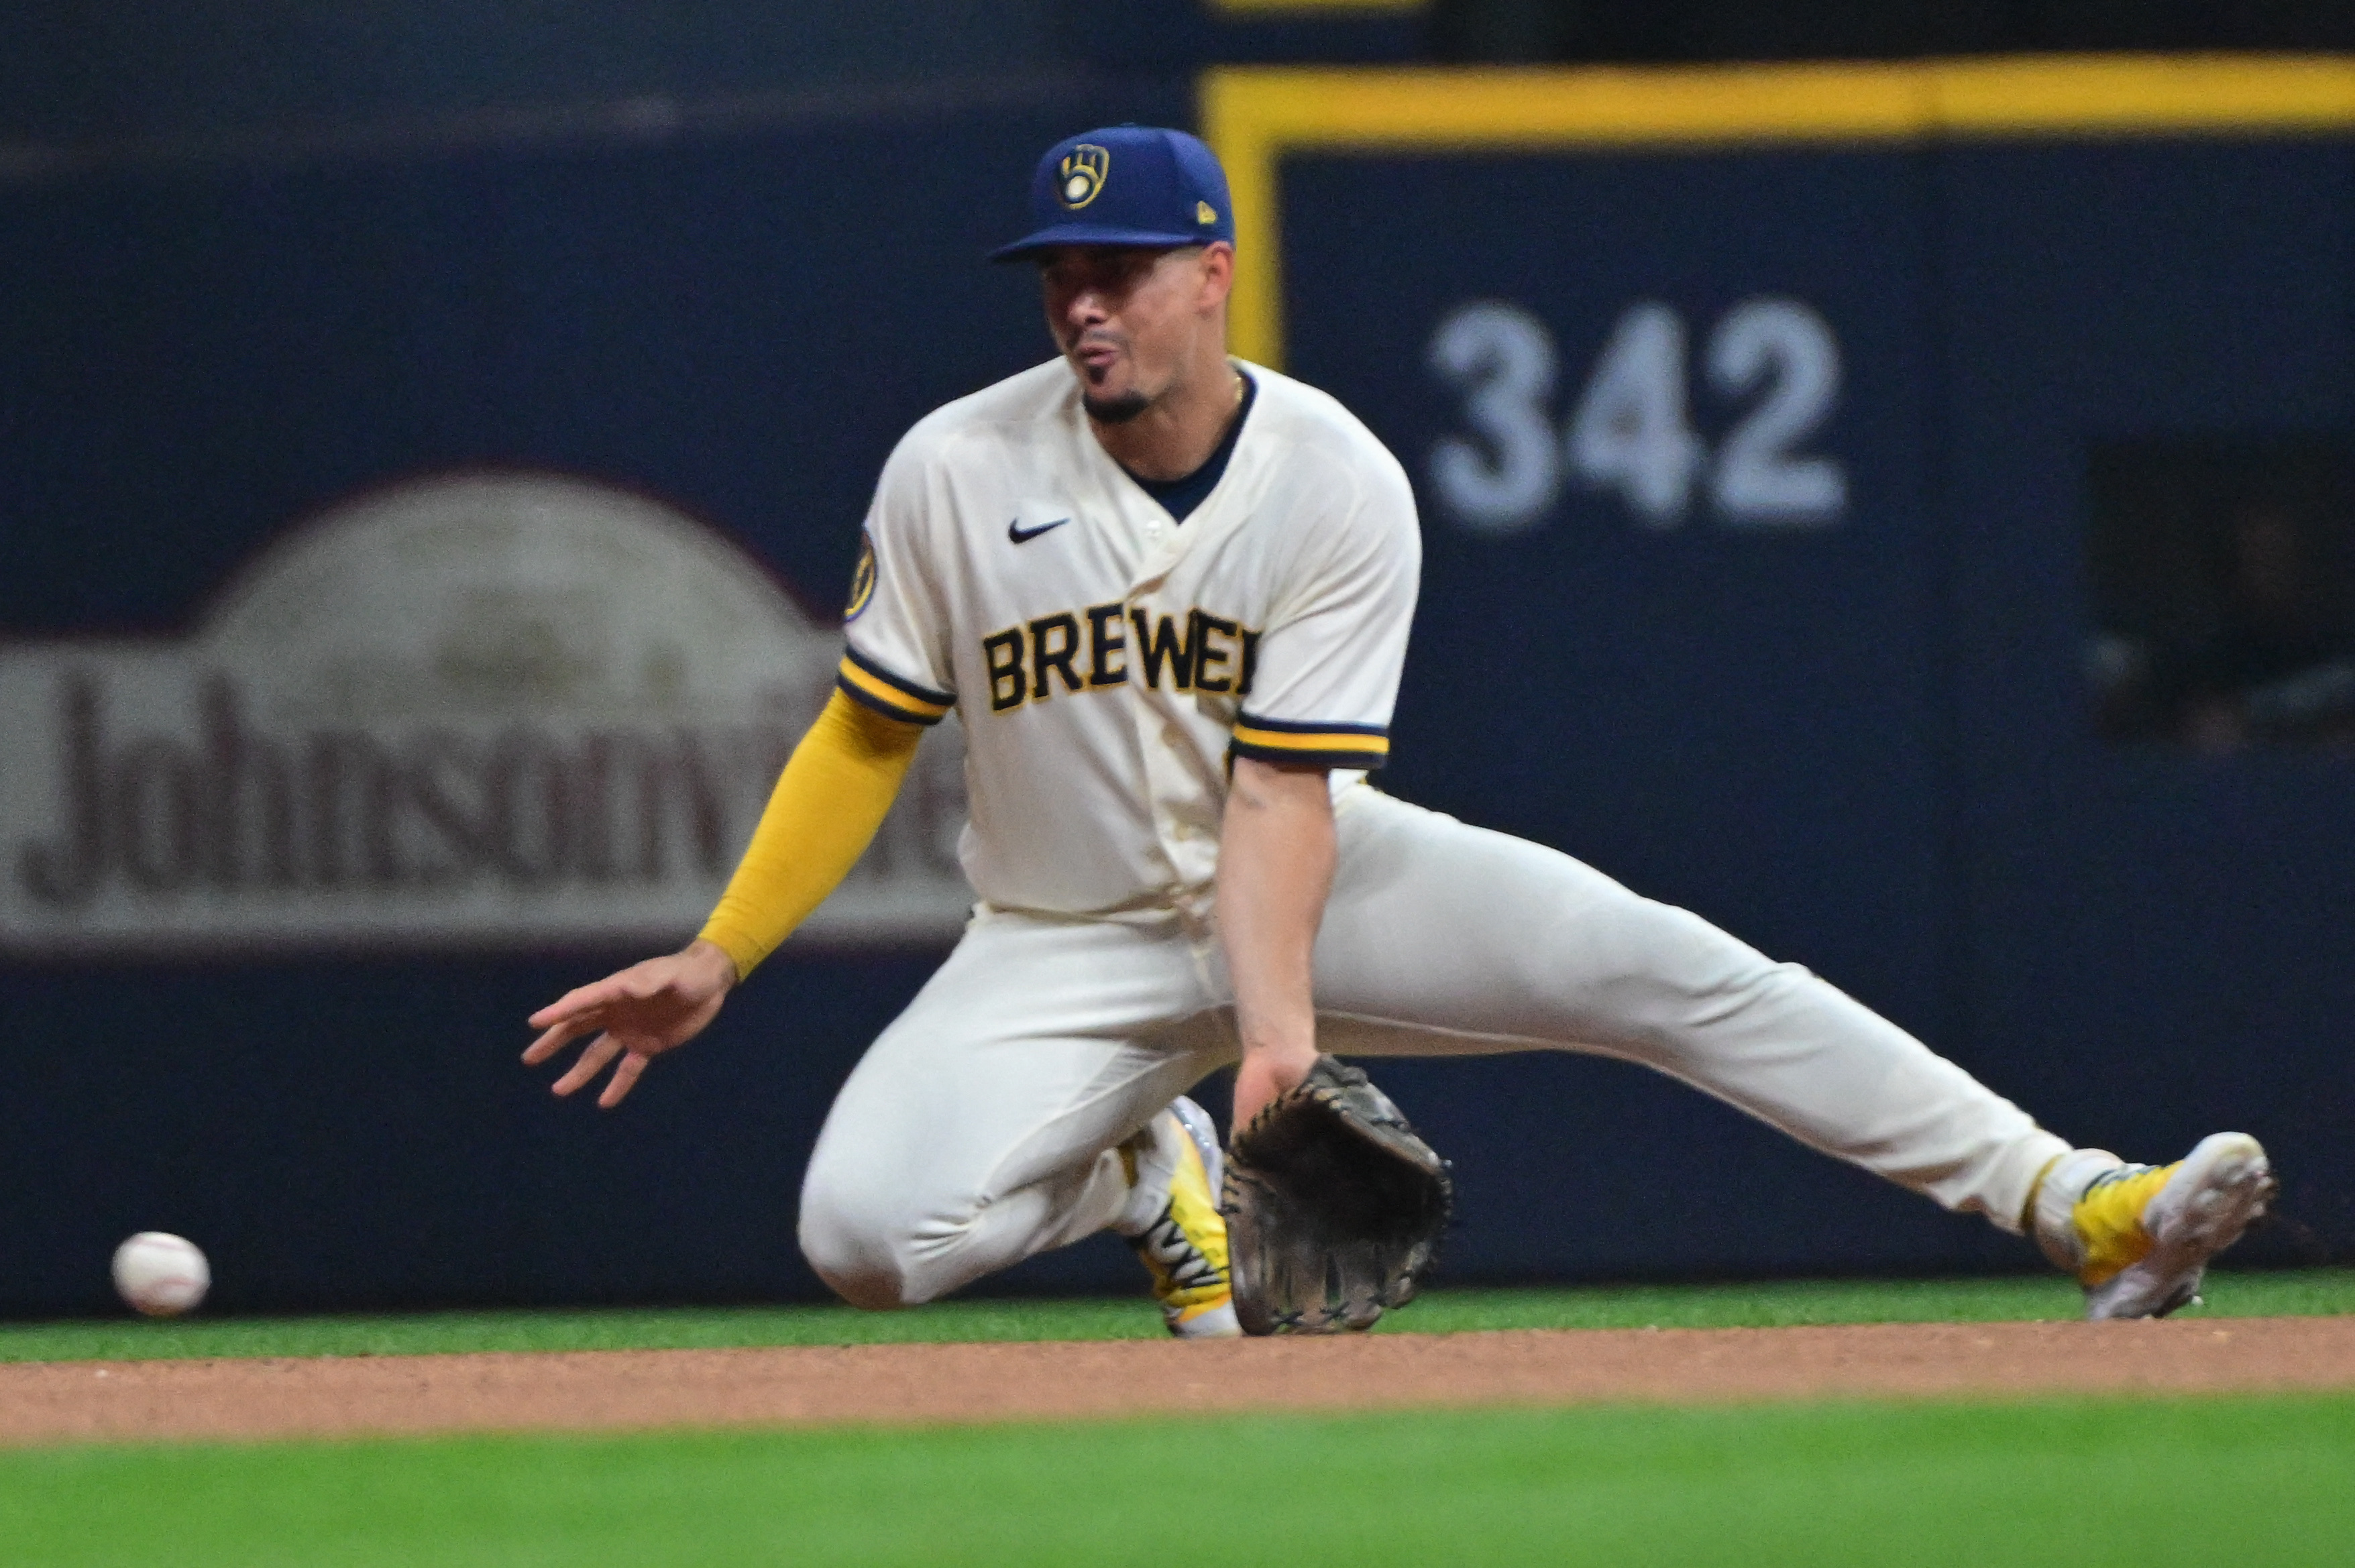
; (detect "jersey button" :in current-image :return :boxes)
[1160,725,1183,747]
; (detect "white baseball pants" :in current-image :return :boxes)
[798,783,2071,1308]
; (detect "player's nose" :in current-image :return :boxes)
[1060,283,1115,326]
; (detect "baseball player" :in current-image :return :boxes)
[526,125,2272,1335]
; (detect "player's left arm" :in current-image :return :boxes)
[1217,441,1422,1130]
[1220,756,1336,1129]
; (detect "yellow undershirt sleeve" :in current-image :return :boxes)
[696,688,926,979]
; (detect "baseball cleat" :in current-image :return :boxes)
[2035,1133,2274,1320]
[1118,1097,1240,1339]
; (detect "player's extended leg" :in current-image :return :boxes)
[1307,785,2070,1229]
[796,906,1229,1312]
[1306,786,2270,1314]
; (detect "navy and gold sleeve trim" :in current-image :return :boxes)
[836,647,954,726]
[1229,712,1390,769]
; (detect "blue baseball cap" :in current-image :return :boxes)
[991,125,1236,262]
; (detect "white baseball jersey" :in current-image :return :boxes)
[836,357,1421,917]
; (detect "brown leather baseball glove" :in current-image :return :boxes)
[1221,1054,1454,1335]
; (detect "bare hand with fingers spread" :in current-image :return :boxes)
[523,939,739,1107]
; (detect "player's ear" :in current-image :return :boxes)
[1197,241,1235,311]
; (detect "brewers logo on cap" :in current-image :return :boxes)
[1058,145,1109,209]
[991,126,1236,260]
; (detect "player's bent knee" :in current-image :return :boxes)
[798,1174,996,1310]
[799,1181,1016,1310]
[798,1215,915,1310]
[797,1171,921,1310]
[800,1218,989,1310]
[811,1263,907,1312]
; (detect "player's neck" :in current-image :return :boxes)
[1087,356,1246,484]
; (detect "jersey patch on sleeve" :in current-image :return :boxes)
[1229,712,1390,769]
[843,530,877,622]
[837,647,954,725]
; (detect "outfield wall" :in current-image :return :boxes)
[2,62,2347,1315]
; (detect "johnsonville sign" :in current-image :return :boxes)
[0,473,973,955]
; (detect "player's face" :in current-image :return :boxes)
[1038,244,1232,423]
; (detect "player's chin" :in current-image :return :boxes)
[1073,362,1150,424]
[1080,387,1152,425]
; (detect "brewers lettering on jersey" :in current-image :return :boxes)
[526,125,2272,1335]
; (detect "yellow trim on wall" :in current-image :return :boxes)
[1201,55,2355,368]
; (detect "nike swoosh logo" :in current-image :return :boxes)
[1008,516,1071,544]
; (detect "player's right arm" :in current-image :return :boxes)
[523,691,926,1105]
[526,436,958,1107]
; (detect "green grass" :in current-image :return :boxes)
[7,1278,2350,1564]
[2,1395,2350,1567]
[6,1268,2350,1363]
[1399,1266,2355,1331]
[0,1298,1156,1364]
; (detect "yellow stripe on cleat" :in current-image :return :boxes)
[1128,1119,1234,1333]
[2073,1162,2176,1288]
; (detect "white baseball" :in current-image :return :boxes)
[111,1232,210,1317]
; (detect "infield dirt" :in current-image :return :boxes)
[5,1316,2354,1445]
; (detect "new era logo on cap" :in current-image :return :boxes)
[992,125,1236,261]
